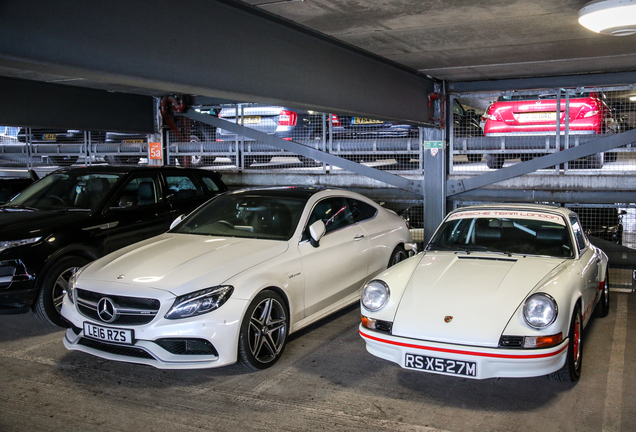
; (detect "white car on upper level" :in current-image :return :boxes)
[360,204,609,382]
[61,187,414,370]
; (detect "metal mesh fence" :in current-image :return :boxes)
[0,128,150,169]
[450,86,636,173]
[165,103,426,173]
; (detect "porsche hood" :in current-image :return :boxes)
[391,252,564,347]
[78,234,288,295]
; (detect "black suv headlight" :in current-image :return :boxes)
[165,286,234,320]
[0,237,41,253]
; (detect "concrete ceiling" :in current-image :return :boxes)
[246,0,636,82]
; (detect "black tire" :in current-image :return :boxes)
[237,290,289,370]
[467,154,482,163]
[549,305,582,382]
[49,155,78,166]
[34,256,90,327]
[485,154,504,169]
[388,245,408,267]
[593,270,610,318]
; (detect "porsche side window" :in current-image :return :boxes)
[569,216,587,252]
[308,197,355,234]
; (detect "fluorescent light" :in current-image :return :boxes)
[630,96,636,101]
[579,0,636,36]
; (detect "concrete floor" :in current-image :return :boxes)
[1,292,635,432]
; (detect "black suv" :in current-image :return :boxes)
[0,166,227,326]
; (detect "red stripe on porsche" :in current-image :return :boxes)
[360,330,568,359]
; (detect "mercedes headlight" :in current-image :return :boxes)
[0,237,42,253]
[523,293,558,329]
[361,280,390,312]
[165,286,234,319]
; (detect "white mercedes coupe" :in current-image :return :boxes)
[359,204,610,382]
[61,187,414,369]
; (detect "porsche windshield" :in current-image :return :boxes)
[428,212,574,258]
[172,194,306,240]
[4,172,122,211]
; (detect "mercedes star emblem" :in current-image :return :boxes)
[97,297,119,323]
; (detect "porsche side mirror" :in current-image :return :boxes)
[170,214,186,230]
[309,220,326,247]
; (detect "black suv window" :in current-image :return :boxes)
[200,174,222,193]
[165,174,202,201]
[115,176,160,208]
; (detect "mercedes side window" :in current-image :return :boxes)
[307,197,355,235]
[114,176,160,208]
[347,198,377,223]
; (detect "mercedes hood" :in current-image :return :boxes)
[79,233,289,295]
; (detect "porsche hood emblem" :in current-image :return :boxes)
[444,316,453,323]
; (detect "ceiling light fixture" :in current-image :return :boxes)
[579,0,636,36]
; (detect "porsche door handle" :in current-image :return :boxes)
[354,235,365,241]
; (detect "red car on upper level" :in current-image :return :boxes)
[482,92,618,136]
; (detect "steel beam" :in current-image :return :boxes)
[449,71,636,93]
[0,77,155,132]
[180,110,423,195]
[0,0,436,125]
[447,129,636,197]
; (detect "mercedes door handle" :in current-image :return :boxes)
[354,235,365,241]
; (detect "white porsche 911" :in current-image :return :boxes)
[61,187,414,369]
[360,204,610,382]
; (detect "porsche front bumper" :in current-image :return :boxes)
[359,326,569,380]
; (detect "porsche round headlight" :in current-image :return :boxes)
[523,293,558,329]
[361,280,390,312]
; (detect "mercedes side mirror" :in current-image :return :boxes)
[309,220,326,247]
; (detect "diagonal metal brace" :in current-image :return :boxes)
[447,128,636,197]
[179,110,423,195]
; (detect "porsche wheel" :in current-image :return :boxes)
[34,256,89,327]
[593,271,610,318]
[550,305,582,382]
[237,290,288,370]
